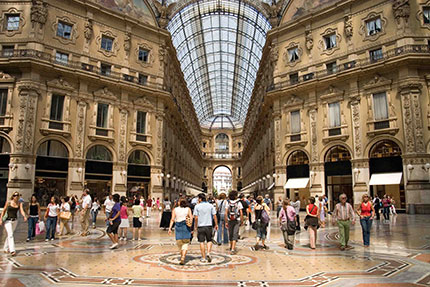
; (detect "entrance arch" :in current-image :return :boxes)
[369,140,405,209]
[127,150,151,200]
[213,166,232,196]
[324,145,353,209]
[35,140,69,206]
[286,150,310,204]
[0,136,11,206]
[85,145,113,200]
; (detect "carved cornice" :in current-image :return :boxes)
[93,87,117,102]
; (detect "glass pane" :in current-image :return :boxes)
[50,95,64,121]
[97,103,109,128]
[0,89,7,116]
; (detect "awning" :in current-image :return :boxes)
[284,178,310,189]
[267,182,275,190]
[369,172,402,185]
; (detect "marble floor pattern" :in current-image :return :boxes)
[0,212,429,287]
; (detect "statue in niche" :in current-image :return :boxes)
[392,0,410,27]
[124,32,131,52]
[305,29,313,51]
[344,14,353,40]
[153,0,177,29]
[262,0,285,27]
[31,0,48,27]
[84,19,93,41]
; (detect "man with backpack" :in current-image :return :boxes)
[225,190,243,254]
[238,193,248,239]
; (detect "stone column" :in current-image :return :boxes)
[273,112,285,200]
[309,163,324,197]
[8,84,39,200]
[151,166,163,200]
[274,167,286,199]
[112,108,128,196]
[150,112,165,199]
[400,82,430,213]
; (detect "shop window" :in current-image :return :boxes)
[424,7,430,24]
[325,145,351,162]
[372,92,389,130]
[100,63,111,76]
[6,14,20,31]
[328,102,341,136]
[138,48,149,62]
[326,61,337,74]
[290,110,301,142]
[324,33,336,50]
[128,150,150,165]
[136,111,147,142]
[366,17,382,36]
[2,45,14,57]
[0,89,7,126]
[49,95,64,130]
[37,140,68,158]
[55,52,68,65]
[138,73,148,85]
[287,47,299,62]
[288,150,309,165]
[56,21,72,39]
[0,136,11,153]
[96,103,109,136]
[86,145,112,161]
[101,35,114,51]
[370,140,402,158]
[369,48,383,62]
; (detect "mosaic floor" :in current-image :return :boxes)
[0,211,429,287]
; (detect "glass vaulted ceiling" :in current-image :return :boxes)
[165,0,271,129]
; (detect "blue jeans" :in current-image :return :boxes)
[105,211,111,226]
[91,209,98,225]
[46,216,57,240]
[217,217,229,244]
[360,216,373,246]
[383,207,390,220]
[27,216,38,239]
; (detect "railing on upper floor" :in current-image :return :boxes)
[203,152,242,160]
[267,44,430,92]
[0,49,166,91]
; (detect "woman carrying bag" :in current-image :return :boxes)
[279,199,296,250]
[253,196,270,250]
[27,194,41,242]
[305,196,319,249]
[168,198,193,265]
[58,196,72,236]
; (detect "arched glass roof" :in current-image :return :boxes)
[165,0,271,128]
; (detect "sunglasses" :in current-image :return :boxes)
[13,193,19,197]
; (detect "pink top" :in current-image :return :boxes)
[279,206,296,222]
[120,205,128,219]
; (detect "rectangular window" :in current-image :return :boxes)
[287,47,299,62]
[96,103,109,128]
[291,110,301,134]
[324,33,337,50]
[138,48,149,62]
[373,92,388,120]
[100,63,111,76]
[56,21,72,39]
[328,102,341,128]
[55,52,69,65]
[366,17,382,36]
[290,73,299,85]
[138,74,148,85]
[101,36,113,51]
[326,61,337,74]
[369,48,383,62]
[6,14,20,31]
[424,7,430,24]
[136,111,147,134]
[202,142,207,148]
[0,89,7,117]
[50,95,64,121]
[2,45,14,57]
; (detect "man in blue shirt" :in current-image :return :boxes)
[193,193,218,263]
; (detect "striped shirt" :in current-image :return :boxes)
[334,202,354,221]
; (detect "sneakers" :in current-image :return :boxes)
[231,249,238,255]
[200,258,207,263]
[26,238,30,242]
[45,239,49,242]
[110,243,119,249]
[50,238,55,241]
[207,254,212,263]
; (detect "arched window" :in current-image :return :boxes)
[325,145,351,162]
[215,133,229,152]
[86,145,112,161]
[37,140,68,158]
[370,140,402,158]
[128,150,150,165]
[288,150,309,166]
[0,137,11,154]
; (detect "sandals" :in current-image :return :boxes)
[180,257,185,265]
[10,251,16,257]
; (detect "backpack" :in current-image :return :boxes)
[228,200,240,221]
[240,200,249,213]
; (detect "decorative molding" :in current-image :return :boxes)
[96,30,119,57]
[309,108,318,163]
[93,87,117,102]
[320,85,344,102]
[0,72,15,82]
[51,16,78,45]
[359,11,387,42]
[133,96,154,110]
[46,77,74,92]
[134,42,154,68]
[0,8,26,37]
[351,100,362,158]
[363,74,392,92]
[305,29,313,51]
[84,18,93,41]
[124,32,131,54]
[392,0,410,29]
[75,101,87,158]
[283,94,304,109]
[318,27,341,56]
[118,109,128,162]
[30,0,48,28]
[283,42,302,67]
[344,14,353,41]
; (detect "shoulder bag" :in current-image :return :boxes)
[304,205,319,229]
[280,208,296,235]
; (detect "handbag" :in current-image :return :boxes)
[261,209,270,225]
[280,208,296,235]
[304,205,319,229]
[60,211,72,220]
[2,211,8,222]
[251,221,258,230]
[36,221,45,234]
[185,215,192,228]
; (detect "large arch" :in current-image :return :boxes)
[126,147,154,166]
[321,142,353,163]
[212,165,233,196]
[34,136,73,159]
[85,144,114,200]
[364,135,404,158]
[0,135,11,207]
[127,150,151,200]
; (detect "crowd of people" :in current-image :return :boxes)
[0,188,399,259]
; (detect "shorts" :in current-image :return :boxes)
[106,220,120,234]
[133,217,142,228]
[228,220,240,241]
[197,226,213,243]
[176,239,190,251]
[119,218,130,228]
[257,224,268,240]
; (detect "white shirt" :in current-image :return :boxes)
[291,200,300,214]
[61,202,70,212]
[82,194,92,209]
[175,207,189,222]
[104,198,115,213]
[91,201,100,212]
[48,204,60,217]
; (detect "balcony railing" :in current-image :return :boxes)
[203,152,241,159]
[0,49,166,91]
[268,44,430,92]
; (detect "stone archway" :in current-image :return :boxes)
[212,165,233,197]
